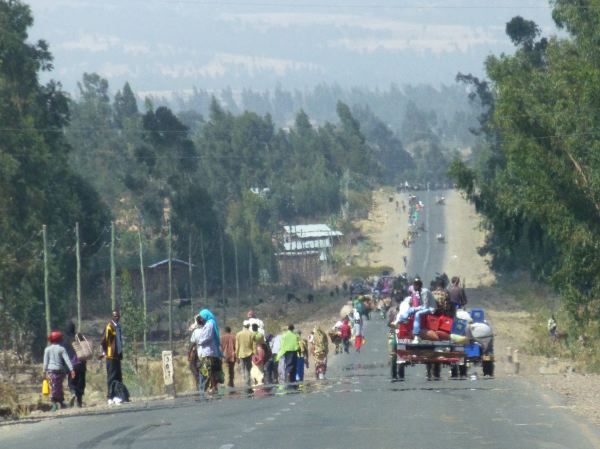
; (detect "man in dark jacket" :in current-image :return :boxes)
[448,276,467,310]
[100,310,123,404]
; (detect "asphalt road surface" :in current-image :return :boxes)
[2,189,600,449]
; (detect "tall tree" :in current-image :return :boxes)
[0,0,109,355]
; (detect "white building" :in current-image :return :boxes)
[281,224,343,261]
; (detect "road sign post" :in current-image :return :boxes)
[162,350,176,397]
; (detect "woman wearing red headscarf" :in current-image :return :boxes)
[43,331,75,411]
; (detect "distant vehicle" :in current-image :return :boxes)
[349,278,370,295]
[436,233,445,243]
[435,196,445,205]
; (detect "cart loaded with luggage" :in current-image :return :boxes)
[395,307,494,379]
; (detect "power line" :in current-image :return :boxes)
[86,0,557,9]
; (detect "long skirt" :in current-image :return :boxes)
[47,370,66,403]
[315,356,327,377]
[250,363,264,385]
[355,335,362,351]
[199,356,221,393]
[68,362,87,399]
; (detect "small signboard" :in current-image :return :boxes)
[162,350,176,397]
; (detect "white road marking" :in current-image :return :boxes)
[218,445,234,449]
[243,427,256,433]
[281,408,291,412]
[255,422,264,426]
[266,417,275,421]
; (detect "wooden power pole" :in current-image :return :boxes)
[168,221,173,352]
[43,224,51,337]
[138,226,148,351]
[110,221,116,311]
[75,222,82,331]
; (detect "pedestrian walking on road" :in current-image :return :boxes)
[340,318,351,354]
[276,324,300,383]
[270,333,282,383]
[220,326,236,387]
[352,309,364,352]
[251,338,267,385]
[448,276,467,310]
[236,320,255,387]
[43,331,75,411]
[64,321,87,407]
[387,298,401,381]
[312,327,329,379]
[263,334,276,384]
[190,309,223,395]
[100,310,123,404]
[295,331,309,381]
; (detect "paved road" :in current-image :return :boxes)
[3,320,599,449]
[406,189,446,283]
[2,189,600,449]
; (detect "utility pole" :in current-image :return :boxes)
[188,233,193,316]
[248,247,253,299]
[75,222,82,331]
[234,238,239,307]
[138,226,148,351]
[200,232,207,300]
[43,225,50,336]
[110,221,116,311]
[219,229,226,325]
[168,220,173,352]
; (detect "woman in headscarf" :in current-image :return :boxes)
[312,327,329,380]
[190,309,222,395]
[43,331,75,411]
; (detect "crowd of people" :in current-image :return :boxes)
[43,309,125,410]
[188,309,331,397]
[41,306,332,411]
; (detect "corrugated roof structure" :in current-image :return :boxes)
[282,224,343,239]
[147,258,195,268]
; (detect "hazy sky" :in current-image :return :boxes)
[26,0,558,96]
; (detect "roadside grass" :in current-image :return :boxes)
[499,273,600,373]
[0,382,20,418]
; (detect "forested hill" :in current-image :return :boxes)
[157,83,481,152]
[0,0,477,356]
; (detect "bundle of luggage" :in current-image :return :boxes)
[396,308,492,344]
[328,330,342,345]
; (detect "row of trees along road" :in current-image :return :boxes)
[1,0,434,357]
[450,3,600,368]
